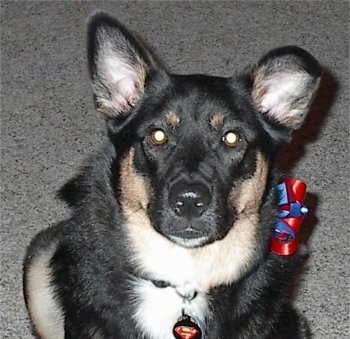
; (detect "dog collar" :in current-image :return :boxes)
[270,178,308,256]
[151,280,204,338]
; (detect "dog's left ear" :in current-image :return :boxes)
[249,46,321,131]
[87,11,163,118]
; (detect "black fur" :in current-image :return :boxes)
[24,11,321,339]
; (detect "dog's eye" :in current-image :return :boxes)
[150,129,167,145]
[222,131,241,147]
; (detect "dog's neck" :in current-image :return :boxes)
[152,280,198,300]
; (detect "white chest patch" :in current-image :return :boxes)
[132,279,209,339]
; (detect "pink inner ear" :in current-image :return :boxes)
[97,53,146,116]
[259,79,293,117]
[256,72,306,126]
[113,77,139,108]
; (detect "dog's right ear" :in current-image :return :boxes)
[87,12,162,118]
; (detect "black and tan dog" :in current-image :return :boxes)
[23,12,321,339]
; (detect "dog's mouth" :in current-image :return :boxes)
[168,227,210,248]
[153,211,231,248]
[169,235,210,248]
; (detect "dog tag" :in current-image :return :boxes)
[173,314,202,339]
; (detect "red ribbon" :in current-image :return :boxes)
[270,178,308,256]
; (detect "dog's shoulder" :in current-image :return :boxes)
[57,142,117,208]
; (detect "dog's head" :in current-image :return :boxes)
[87,12,321,250]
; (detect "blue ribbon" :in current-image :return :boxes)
[275,182,308,243]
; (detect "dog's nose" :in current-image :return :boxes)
[169,182,211,219]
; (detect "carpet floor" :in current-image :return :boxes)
[1,1,349,338]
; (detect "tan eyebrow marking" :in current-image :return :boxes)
[210,113,225,128]
[166,111,181,128]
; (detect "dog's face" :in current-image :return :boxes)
[124,75,269,248]
[87,12,321,250]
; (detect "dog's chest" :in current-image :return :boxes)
[132,279,209,339]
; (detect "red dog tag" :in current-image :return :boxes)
[173,315,202,339]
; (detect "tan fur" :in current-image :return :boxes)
[210,112,225,128]
[232,151,269,214]
[166,111,181,128]
[120,148,153,213]
[120,150,268,293]
[251,65,268,103]
[25,243,64,339]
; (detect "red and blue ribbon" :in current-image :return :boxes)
[270,178,308,256]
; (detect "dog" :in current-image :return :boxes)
[23,11,321,339]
